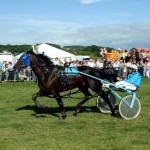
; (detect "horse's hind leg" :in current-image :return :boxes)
[98,90,115,115]
[54,95,66,120]
[89,80,115,115]
[74,87,92,116]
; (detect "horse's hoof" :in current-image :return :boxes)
[41,105,48,109]
[73,112,77,116]
[73,109,80,116]
[111,112,115,116]
[59,116,66,120]
[114,105,119,110]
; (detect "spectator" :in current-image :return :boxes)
[69,61,77,67]
[2,63,9,81]
[88,59,95,67]
[143,54,149,63]
[59,60,64,66]
[122,63,127,78]
[8,62,14,81]
[125,53,132,63]
[103,59,112,69]
[25,66,32,81]
[118,60,124,77]
[145,61,150,78]
[131,53,136,63]
[143,62,147,77]
[140,49,146,58]
[53,57,60,65]
[82,60,89,66]
[0,61,2,81]
[92,59,97,68]
[63,58,69,67]
[138,58,145,77]
[112,59,120,76]
[117,48,122,60]
[75,60,81,67]
[96,58,103,69]
[100,48,107,57]
[135,49,140,64]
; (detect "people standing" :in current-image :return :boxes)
[96,58,103,69]
[8,62,14,81]
[0,61,2,81]
[2,62,9,81]
[112,59,120,76]
[145,61,150,78]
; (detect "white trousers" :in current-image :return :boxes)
[146,69,150,77]
[115,81,137,91]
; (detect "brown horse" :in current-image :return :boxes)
[13,49,116,119]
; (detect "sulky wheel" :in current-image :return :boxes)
[97,92,116,113]
[119,95,141,120]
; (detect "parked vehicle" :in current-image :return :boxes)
[0,51,16,64]
[75,55,90,61]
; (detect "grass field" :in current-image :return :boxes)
[0,78,150,150]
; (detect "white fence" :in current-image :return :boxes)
[0,67,145,82]
[0,69,37,82]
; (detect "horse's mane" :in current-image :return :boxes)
[37,54,54,65]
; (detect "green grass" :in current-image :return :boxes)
[0,79,150,150]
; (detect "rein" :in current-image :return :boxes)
[29,65,55,68]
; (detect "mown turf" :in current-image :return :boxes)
[0,79,150,150]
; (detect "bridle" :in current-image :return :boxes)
[19,52,57,69]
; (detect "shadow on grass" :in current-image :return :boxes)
[16,105,121,119]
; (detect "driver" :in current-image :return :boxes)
[103,64,142,91]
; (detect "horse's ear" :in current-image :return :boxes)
[27,49,35,54]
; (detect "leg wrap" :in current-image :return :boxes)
[99,90,115,115]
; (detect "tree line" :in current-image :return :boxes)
[0,43,113,58]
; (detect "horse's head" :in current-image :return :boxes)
[13,49,55,72]
[13,49,32,71]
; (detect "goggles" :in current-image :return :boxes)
[128,67,134,70]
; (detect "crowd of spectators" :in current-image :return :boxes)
[56,48,150,78]
[0,48,150,82]
[0,61,14,81]
[0,60,36,82]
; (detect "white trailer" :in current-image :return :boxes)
[75,55,90,61]
[0,52,16,65]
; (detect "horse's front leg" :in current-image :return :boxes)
[32,91,46,108]
[55,95,66,120]
[73,95,92,116]
[73,96,91,116]
[73,87,92,116]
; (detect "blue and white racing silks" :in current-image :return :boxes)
[123,72,142,88]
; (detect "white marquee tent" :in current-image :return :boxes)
[15,52,24,60]
[36,43,75,61]
[15,43,75,64]
[0,51,16,65]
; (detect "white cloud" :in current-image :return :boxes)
[110,12,132,17]
[80,0,113,4]
[57,22,150,50]
[80,0,99,4]
[0,14,150,50]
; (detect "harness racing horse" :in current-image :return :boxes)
[13,49,116,119]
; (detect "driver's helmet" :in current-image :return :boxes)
[130,64,138,70]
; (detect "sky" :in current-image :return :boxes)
[0,0,150,50]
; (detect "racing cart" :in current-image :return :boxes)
[96,82,141,120]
